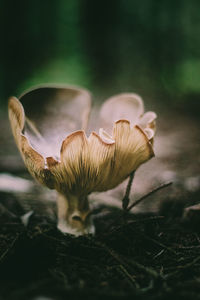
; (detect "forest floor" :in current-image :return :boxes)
[0,103,200,300]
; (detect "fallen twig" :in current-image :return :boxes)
[122,171,135,210]
[0,235,19,263]
[165,255,200,279]
[127,181,173,212]
[95,240,140,288]
[104,181,172,232]
[95,240,161,282]
[141,234,177,255]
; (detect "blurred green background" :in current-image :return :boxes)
[0,0,200,113]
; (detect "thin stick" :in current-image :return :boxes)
[165,255,200,279]
[141,234,177,255]
[122,171,135,210]
[106,181,172,230]
[127,181,173,212]
[0,235,19,263]
[96,240,159,280]
[95,240,140,288]
[118,265,140,288]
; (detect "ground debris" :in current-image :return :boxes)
[0,199,200,300]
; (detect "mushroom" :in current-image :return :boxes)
[8,85,156,236]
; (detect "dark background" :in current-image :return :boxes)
[1,0,200,113]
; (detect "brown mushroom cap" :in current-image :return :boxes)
[8,85,156,195]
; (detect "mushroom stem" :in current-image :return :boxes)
[56,192,95,236]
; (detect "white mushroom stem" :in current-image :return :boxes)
[57,192,95,236]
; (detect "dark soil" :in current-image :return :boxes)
[1,191,200,300]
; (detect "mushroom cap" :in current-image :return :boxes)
[8,85,156,195]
